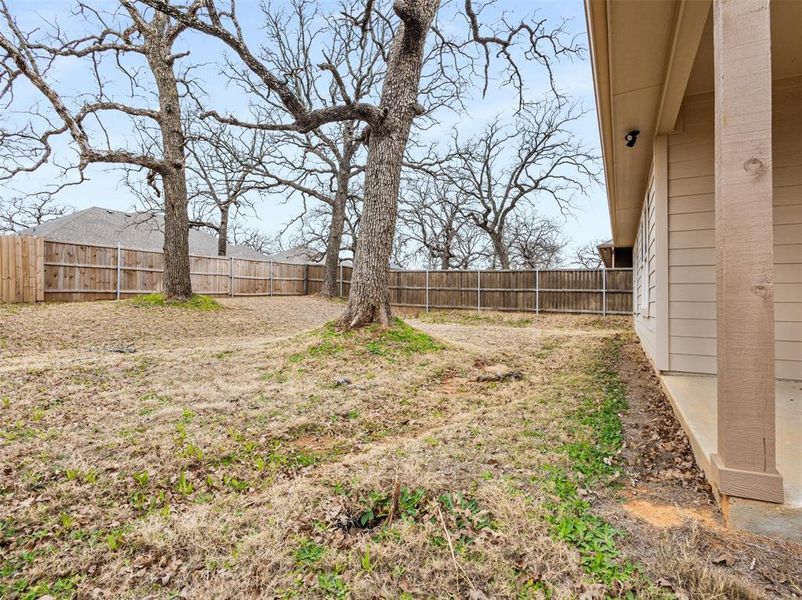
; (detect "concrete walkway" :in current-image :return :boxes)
[661,374,802,541]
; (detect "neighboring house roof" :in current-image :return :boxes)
[266,245,324,265]
[596,239,613,268]
[21,206,270,260]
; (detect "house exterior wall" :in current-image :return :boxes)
[665,77,802,380]
[633,172,658,364]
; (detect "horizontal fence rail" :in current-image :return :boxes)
[1,237,632,314]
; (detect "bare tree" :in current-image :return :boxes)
[396,173,488,269]
[291,192,362,265]
[140,0,580,327]
[0,1,195,298]
[0,194,71,232]
[219,0,386,295]
[573,239,604,269]
[184,119,271,256]
[450,100,598,269]
[229,222,281,256]
[504,211,565,269]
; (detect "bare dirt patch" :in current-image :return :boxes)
[0,300,799,599]
[605,339,802,599]
[0,296,343,355]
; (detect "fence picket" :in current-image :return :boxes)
[0,238,631,313]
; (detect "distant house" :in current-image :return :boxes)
[22,206,270,260]
[596,240,631,269]
[265,245,325,265]
[586,0,801,539]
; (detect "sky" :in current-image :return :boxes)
[2,0,612,256]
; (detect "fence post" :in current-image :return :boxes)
[339,263,343,298]
[477,269,481,312]
[116,242,122,300]
[269,261,273,296]
[304,263,309,295]
[229,256,234,297]
[602,268,607,316]
[535,269,540,314]
[425,269,429,312]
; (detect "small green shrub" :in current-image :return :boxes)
[317,572,348,598]
[175,471,194,496]
[295,539,326,565]
[106,530,125,551]
[357,486,427,528]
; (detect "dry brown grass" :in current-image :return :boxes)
[0,298,797,599]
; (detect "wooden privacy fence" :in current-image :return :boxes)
[387,268,632,315]
[41,239,315,302]
[0,236,44,303]
[1,237,632,314]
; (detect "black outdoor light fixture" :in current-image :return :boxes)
[625,130,640,148]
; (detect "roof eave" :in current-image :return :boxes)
[584,0,619,245]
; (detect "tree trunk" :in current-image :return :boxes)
[149,26,192,300]
[338,0,440,328]
[490,231,510,270]
[217,205,229,256]
[321,176,348,297]
[441,228,454,270]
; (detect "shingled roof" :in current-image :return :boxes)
[21,207,270,260]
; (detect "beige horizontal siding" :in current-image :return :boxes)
[776,303,802,322]
[668,247,715,266]
[669,318,716,338]
[777,361,801,380]
[634,175,658,364]
[773,78,802,381]
[669,301,716,320]
[669,194,713,215]
[777,322,802,342]
[669,265,713,284]
[671,336,717,357]
[666,80,802,380]
[669,353,716,374]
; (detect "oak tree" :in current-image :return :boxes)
[139,0,579,326]
[0,0,196,298]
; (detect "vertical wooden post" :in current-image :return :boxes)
[535,270,540,314]
[602,268,607,316]
[710,0,782,503]
[425,269,429,312]
[229,257,234,297]
[35,237,44,302]
[116,242,122,300]
[339,263,343,298]
[13,237,22,301]
[269,261,274,296]
[304,264,309,296]
[476,269,481,312]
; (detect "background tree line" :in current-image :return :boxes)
[1,0,600,326]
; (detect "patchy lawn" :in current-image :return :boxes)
[0,297,798,599]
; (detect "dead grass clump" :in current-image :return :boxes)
[648,525,769,600]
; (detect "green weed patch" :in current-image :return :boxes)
[544,335,635,586]
[290,319,441,363]
[129,293,221,311]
